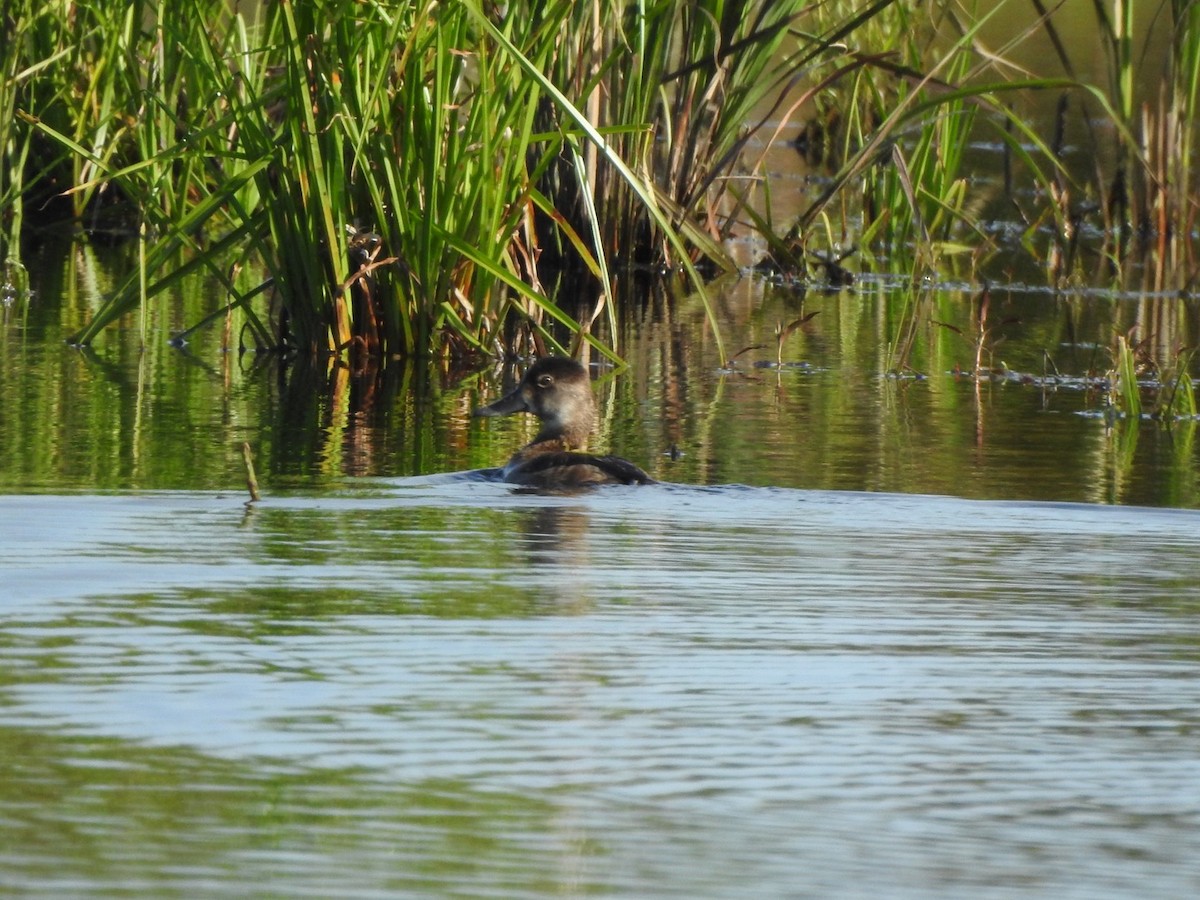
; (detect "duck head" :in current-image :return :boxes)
[472,357,597,450]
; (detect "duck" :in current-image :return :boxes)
[472,356,655,488]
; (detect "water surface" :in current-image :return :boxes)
[3,482,1199,897]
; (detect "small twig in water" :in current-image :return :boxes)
[242,442,261,503]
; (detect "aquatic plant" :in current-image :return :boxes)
[1110,333,1143,419]
[0,19,21,260]
[8,0,820,362]
[1024,0,1200,288]
[1105,330,1200,423]
[1158,350,1198,421]
[767,0,1080,282]
[14,0,602,357]
[9,0,1200,374]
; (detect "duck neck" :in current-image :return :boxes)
[529,419,592,452]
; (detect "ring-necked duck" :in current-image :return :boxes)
[473,357,654,488]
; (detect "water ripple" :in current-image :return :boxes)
[2,485,1200,896]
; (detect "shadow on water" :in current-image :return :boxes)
[3,483,1200,895]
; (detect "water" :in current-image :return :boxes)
[3,482,1200,897]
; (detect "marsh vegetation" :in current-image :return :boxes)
[3,0,1200,429]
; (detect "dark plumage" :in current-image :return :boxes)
[472,357,654,488]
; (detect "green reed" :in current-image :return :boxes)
[9,0,810,360]
[0,15,21,259]
[784,0,1178,291]
[10,0,1200,363]
[783,1,1075,270]
[1106,333,1199,423]
[1110,334,1143,420]
[563,0,800,254]
[1026,0,1200,286]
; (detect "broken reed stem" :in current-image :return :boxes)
[242,442,261,503]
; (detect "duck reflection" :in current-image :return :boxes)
[516,504,592,568]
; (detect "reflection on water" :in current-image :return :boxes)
[3,485,1199,897]
[6,175,1200,506]
[5,259,1200,508]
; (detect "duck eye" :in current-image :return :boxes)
[536,374,554,388]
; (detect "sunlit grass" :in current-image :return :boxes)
[1014,0,1200,288]
[10,0,816,361]
[6,0,1200,363]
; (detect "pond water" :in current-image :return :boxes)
[4,482,1200,897]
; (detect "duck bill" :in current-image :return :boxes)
[472,386,530,418]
